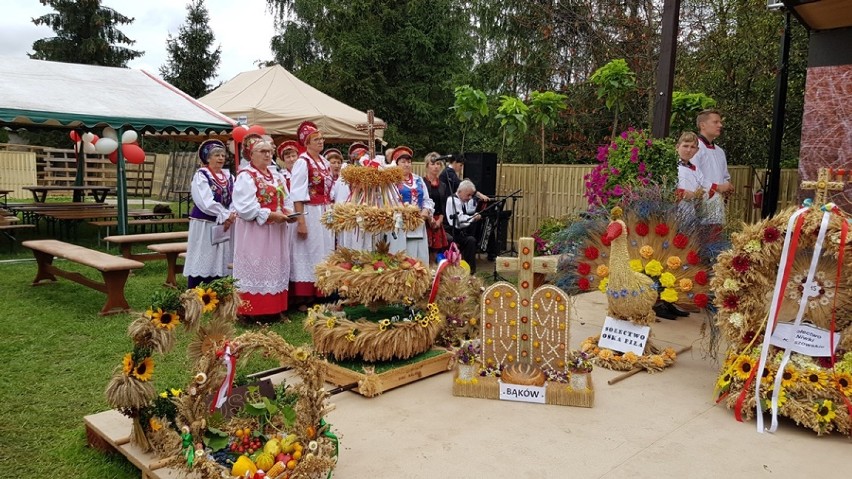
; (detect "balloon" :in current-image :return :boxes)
[95,137,118,155]
[247,125,266,136]
[69,131,81,143]
[107,150,118,164]
[436,252,445,263]
[459,260,471,274]
[102,127,118,141]
[89,134,99,144]
[122,144,146,164]
[121,130,138,144]
[83,142,97,154]
[231,126,249,142]
[81,132,95,143]
[74,141,82,152]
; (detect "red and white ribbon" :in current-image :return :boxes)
[428,243,461,303]
[210,343,237,413]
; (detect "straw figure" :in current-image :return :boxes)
[603,207,657,325]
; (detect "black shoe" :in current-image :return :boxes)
[670,304,690,317]
[653,303,678,320]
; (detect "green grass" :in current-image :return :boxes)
[0,258,310,477]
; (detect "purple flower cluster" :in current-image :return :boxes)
[584,127,660,208]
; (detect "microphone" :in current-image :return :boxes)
[434,154,459,162]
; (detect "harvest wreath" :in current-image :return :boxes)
[579,335,677,372]
[711,205,852,435]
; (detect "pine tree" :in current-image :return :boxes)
[30,0,143,67]
[160,0,222,98]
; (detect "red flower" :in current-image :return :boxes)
[743,330,756,343]
[635,222,649,237]
[601,233,612,247]
[578,278,591,291]
[694,293,709,308]
[673,233,689,249]
[578,262,591,275]
[763,227,780,243]
[694,271,708,285]
[732,255,750,273]
[584,246,599,260]
[687,250,700,265]
[723,294,739,310]
[655,223,670,236]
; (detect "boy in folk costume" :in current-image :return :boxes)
[289,121,335,309]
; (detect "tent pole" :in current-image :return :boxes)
[74,128,85,200]
[117,127,129,235]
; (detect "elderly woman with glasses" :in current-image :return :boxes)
[231,134,296,320]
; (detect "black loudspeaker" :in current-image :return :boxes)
[460,152,498,197]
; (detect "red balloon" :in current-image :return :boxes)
[123,144,146,164]
[69,130,81,143]
[90,134,100,144]
[231,126,248,143]
[108,150,118,164]
[247,124,266,136]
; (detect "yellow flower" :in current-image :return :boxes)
[197,288,219,313]
[744,239,762,253]
[660,288,678,303]
[678,278,693,292]
[153,310,180,330]
[345,329,356,342]
[378,319,391,331]
[760,365,777,386]
[650,355,665,367]
[629,259,643,272]
[640,245,654,259]
[716,372,733,391]
[596,265,609,278]
[149,417,163,432]
[814,399,836,423]
[644,260,663,277]
[122,353,134,375]
[733,355,755,380]
[804,369,829,390]
[723,279,740,291]
[666,256,682,270]
[311,304,323,314]
[663,348,677,360]
[290,348,309,361]
[132,357,154,381]
[598,277,609,293]
[659,272,676,288]
[159,391,168,398]
[170,388,182,397]
[775,388,788,407]
[325,318,336,329]
[781,366,798,388]
[598,349,614,360]
[832,372,852,396]
[622,351,638,363]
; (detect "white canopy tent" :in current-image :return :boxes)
[198,64,384,142]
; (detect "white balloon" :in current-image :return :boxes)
[121,130,138,144]
[95,137,118,154]
[74,141,82,152]
[102,127,118,141]
[82,132,95,143]
[83,142,97,154]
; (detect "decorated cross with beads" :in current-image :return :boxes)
[355,109,386,160]
[801,167,845,206]
[480,237,570,371]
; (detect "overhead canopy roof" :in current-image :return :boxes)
[0,57,234,134]
[783,0,852,31]
[198,64,384,142]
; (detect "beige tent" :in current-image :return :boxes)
[198,65,384,142]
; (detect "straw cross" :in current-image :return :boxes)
[801,167,845,206]
[355,110,386,160]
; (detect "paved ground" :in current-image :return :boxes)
[321,286,850,479]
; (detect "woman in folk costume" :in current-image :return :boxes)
[423,152,450,260]
[231,136,296,320]
[391,146,433,264]
[276,140,300,189]
[290,121,336,307]
[183,139,236,288]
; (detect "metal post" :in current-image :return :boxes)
[116,127,129,235]
[651,0,681,138]
[762,11,792,218]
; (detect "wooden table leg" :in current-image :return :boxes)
[100,270,132,315]
[163,252,183,287]
[31,250,57,284]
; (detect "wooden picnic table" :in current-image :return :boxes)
[174,189,193,218]
[23,185,113,203]
[147,242,188,286]
[0,189,11,207]
[104,231,189,262]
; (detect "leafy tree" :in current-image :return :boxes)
[494,95,529,164]
[528,90,567,163]
[670,91,716,138]
[160,0,222,98]
[451,85,489,152]
[590,59,636,138]
[30,0,143,67]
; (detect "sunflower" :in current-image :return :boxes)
[291,348,309,362]
[814,399,836,423]
[132,357,154,381]
[733,355,755,380]
[197,288,219,313]
[761,388,788,411]
[715,372,733,392]
[804,368,829,390]
[152,309,180,330]
[832,372,852,396]
[122,353,134,375]
[781,366,798,388]
[760,364,777,386]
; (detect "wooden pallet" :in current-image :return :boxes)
[324,350,453,397]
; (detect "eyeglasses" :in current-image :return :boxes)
[254,149,273,155]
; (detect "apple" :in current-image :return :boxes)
[338,262,353,270]
[276,453,292,464]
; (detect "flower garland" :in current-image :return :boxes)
[711,206,852,435]
[580,335,677,373]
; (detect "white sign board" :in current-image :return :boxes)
[598,316,651,356]
[770,322,840,357]
[498,381,546,404]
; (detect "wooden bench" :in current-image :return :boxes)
[146,242,188,287]
[104,231,189,262]
[21,240,144,315]
[89,218,188,244]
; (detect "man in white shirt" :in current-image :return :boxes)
[445,179,481,274]
[693,109,732,229]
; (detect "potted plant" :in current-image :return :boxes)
[568,350,593,390]
[455,340,481,382]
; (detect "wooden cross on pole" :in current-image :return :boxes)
[801,167,845,206]
[355,110,386,160]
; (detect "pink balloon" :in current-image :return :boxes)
[69,131,80,143]
[231,126,248,143]
[123,144,146,164]
[247,125,266,136]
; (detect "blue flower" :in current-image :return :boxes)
[662,241,670,249]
